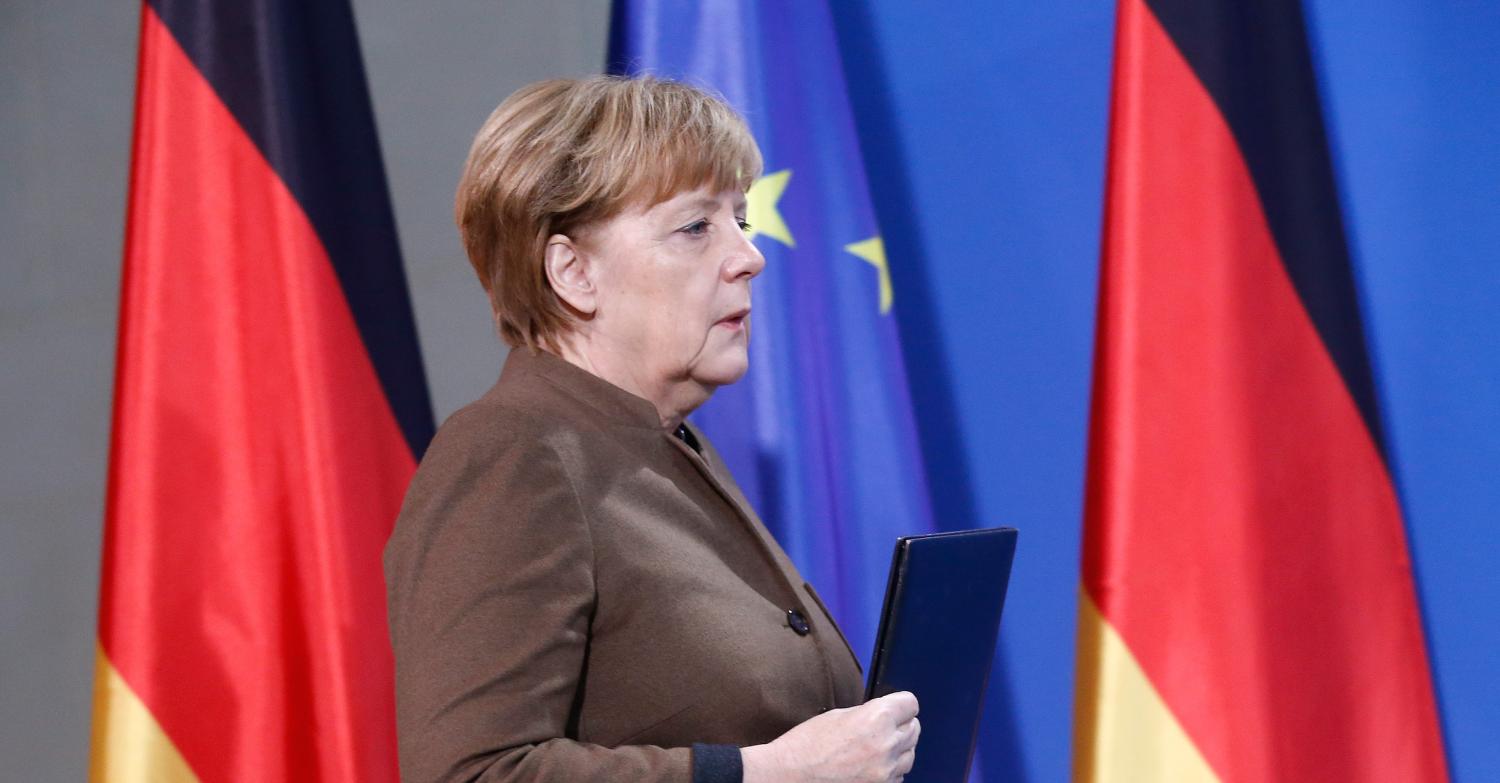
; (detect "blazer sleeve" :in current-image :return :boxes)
[383,408,692,783]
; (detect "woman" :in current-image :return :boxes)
[385,75,919,783]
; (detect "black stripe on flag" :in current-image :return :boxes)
[1144,0,1387,457]
[146,0,435,458]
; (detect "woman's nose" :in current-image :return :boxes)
[726,230,766,280]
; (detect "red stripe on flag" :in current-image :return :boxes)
[1081,0,1447,780]
[98,6,412,780]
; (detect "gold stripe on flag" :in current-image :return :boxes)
[89,645,200,783]
[1073,592,1221,783]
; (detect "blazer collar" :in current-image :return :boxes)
[502,347,666,430]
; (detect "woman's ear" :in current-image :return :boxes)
[544,234,597,316]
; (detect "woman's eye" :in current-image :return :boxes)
[681,219,710,236]
[738,219,753,233]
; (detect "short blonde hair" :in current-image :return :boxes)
[455,75,763,351]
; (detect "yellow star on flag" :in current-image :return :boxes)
[845,236,893,314]
[746,169,795,248]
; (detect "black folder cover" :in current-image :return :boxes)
[864,527,1018,783]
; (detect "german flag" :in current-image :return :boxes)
[1074,0,1449,780]
[90,2,432,780]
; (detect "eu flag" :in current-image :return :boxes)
[609,1,935,679]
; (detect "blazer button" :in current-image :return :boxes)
[787,608,811,636]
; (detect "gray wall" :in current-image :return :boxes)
[0,2,609,778]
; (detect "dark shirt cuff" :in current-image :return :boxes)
[691,743,743,783]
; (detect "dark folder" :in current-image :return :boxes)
[865,527,1018,783]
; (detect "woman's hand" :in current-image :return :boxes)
[741,691,920,783]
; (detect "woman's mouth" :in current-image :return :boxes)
[716,308,750,330]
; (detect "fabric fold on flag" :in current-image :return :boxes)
[1073,0,1449,781]
[91,2,432,781]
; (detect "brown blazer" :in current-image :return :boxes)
[384,348,864,782]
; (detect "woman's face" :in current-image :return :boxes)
[577,185,765,396]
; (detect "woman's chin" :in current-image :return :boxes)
[692,352,750,388]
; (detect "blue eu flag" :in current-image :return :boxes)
[609,0,937,676]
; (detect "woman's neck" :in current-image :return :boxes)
[551,335,709,430]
